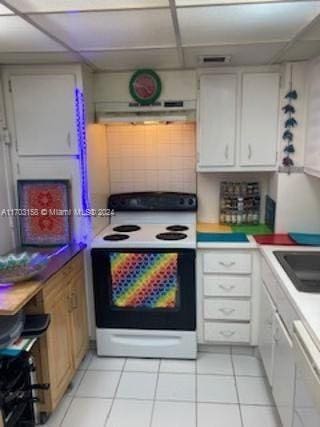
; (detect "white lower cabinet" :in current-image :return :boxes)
[197,249,256,345]
[259,258,297,427]
[258,284,276,384]
[272,313,295,427]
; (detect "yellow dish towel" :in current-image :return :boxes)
[197,223,232,233]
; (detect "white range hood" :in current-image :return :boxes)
[95,99,196,124]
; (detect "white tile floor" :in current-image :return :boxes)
[44,349,282,427]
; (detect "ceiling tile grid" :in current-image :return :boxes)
[0,0,319,69]
[5,0,169,13]
[29,9,177,50]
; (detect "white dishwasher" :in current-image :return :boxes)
[292,321,320,427]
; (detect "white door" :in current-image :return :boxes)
[258,284,275,385]
[198,74,237,168]
[272,313,295,427]
[240,73,279,167]
[10,74,78,156]
[305,59,320,177]
[0,139,14,254]
[0,85,14,255]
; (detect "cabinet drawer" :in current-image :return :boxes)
[204,322,250,343]
[204,299,250,321]
[203,251,251,274]
[204,276,251,297]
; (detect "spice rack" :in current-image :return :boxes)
[220,181,260,225]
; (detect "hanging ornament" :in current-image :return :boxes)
[282,130,293,141]
[285,90,298,100]
[285,117,298,128]
[284,144,295,154]
[282,104,296,114]
[283,156,294,167]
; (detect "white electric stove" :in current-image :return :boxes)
[91,192,197,359]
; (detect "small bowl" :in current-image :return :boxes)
[0,252,48,284]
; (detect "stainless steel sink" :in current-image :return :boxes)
[273,251,320,293]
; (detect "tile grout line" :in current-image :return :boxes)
[148,359,161,427]
[58,351,93,427]
[231,353,245,427]
[103,357,127,427]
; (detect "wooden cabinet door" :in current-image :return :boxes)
[70,269,89,369]
[258,284,276,385]
[272,313,295,427]
[10,74,78,156]
[44,285,74,408]
[240,73,279,167]
[198,74,237,168]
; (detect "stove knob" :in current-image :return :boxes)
[179,198,185,205]
[188,198,194,206]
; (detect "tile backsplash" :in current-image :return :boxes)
[106,123,196,194]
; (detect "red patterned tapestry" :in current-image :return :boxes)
[18,180,71,246]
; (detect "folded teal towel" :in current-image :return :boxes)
[197,232,249,243]
[289,233,320,246]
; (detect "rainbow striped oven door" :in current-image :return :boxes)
[91,248,196,331]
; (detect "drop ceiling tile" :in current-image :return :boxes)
[31,9,176,50]
[184,42,287,66]
[82,48,180,70]
[176,0,281,5]
[281,40,320,61]
[0,16,66,52]
[7,0,168,13]
[301,19,320,41]
[0,5,14,15]
[178,2,320,45]
[0,51,78,64]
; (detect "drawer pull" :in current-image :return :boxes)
[219,261,236,268]
[219,330,236,338]
[218,308,235,316]
[218,284,235,292]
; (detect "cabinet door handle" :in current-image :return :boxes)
[219,261,236,268]
[218,307,235,316]
[248,144,252,159]
[224,145,229,159]
[67,132,71,148]
[218,284,235,292]
[219,330,235,338]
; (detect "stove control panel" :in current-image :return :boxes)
[108,192,197,211]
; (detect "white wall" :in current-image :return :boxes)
[87,124,110,236]
[274,173,320,233]
[197,172,271,223]
[93,70,197,103]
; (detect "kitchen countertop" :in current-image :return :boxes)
[260,245,320,352]
[0,242,86,315]
[197,234,258,249]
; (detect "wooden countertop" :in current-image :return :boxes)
[0,243,86,315]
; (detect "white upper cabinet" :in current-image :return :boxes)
[240,73,279,167]
[305,58,320,178]
[10,74,78,156]
[198,74,237,168]
[197,69,280,171]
